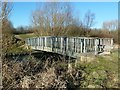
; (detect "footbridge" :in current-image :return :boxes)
[25,36,113,58]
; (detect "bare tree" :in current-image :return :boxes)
[83,10,95,29]
[82,10,95,36]
[1,1,13,56]
[102,20,118,31]
[31,2,74,36]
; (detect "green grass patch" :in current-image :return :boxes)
[17,33,37,39]
[76,50,119,75]
[8,46,29,54]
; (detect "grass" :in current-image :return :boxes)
[7,45,31,54]
[17,33,37,39]
[76,50,119,88]
[97,51,118,72]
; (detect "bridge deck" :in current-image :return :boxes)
[25,36,113,58]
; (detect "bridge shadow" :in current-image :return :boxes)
[5,50,76,63]
[31,50,76,62]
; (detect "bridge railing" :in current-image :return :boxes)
[25,36,113,57]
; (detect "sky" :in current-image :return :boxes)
[9,2,118,29]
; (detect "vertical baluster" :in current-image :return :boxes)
[95,39,98,55]
[66,37,68,53]
[51,37,52,49]
[84,38,86,53]
[44,37,46,47]
[111,38,113,49]
[80,39,83,53]
[56,37,57,53]
[61,37,63,53]
[90,39,91,51]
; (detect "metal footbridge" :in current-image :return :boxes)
[25,36,113,58]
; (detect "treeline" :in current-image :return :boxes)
[12,26,34,34]
[4,19,119,44]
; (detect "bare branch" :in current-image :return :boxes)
[83,10,95,29]
[0,2,13,21]
[102,20,118,31]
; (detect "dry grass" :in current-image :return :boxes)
[2,50,119,89]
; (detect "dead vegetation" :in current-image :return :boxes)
[2,51,119,89]
[2,56,84,89]
[2,40,118,89]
